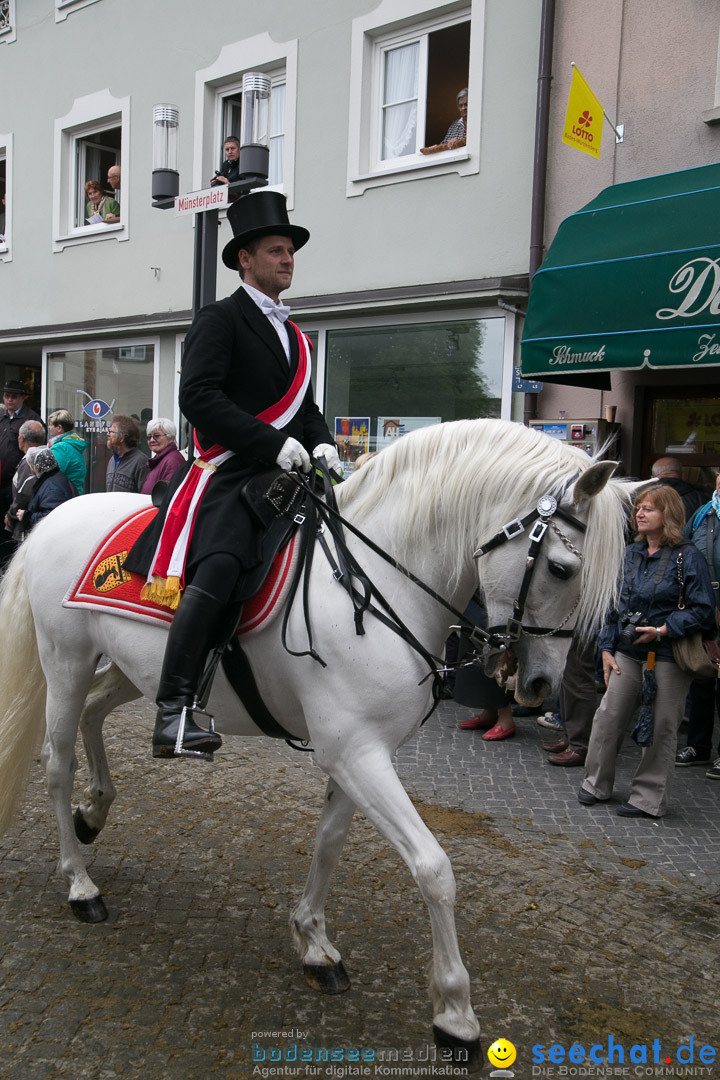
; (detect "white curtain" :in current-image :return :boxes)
[269,83,285,186]
[381,42,418,160]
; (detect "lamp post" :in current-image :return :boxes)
[152,74,270,316]
[151,75,271,453]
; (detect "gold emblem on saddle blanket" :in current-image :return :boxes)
[92,551,132,593]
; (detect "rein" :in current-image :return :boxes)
[285,463,589,673]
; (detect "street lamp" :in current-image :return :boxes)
[151,104,180,201]
[238,72,271,180]
[151,83,270,312]
[151,85,270,453]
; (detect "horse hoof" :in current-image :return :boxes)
[70,895,108,923]
[73,808,100,845]
[433,1025,482,1065]
[303,961,351,995]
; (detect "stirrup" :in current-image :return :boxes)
[174,703,218,761]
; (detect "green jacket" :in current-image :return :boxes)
[50,431,88,495]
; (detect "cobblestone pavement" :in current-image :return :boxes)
[1,698,718,1080]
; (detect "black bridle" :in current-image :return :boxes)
[472,490,587,647]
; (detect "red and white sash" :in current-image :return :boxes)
[141,322,311,609]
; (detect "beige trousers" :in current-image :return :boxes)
[581,651,692,817]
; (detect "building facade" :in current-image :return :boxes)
[0,0,542,489]
[522,0,720,484]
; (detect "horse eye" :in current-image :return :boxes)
[548,560,572,580]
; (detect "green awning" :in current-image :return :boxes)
[521,162,720,389]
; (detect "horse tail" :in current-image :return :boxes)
[0,545,47,835]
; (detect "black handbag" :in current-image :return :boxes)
[671,545,720,678]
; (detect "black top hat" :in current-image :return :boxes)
[222,191,309,270]
[2,379,28,395]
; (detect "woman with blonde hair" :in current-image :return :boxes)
[579,485,715,818]
[47,409,87,495]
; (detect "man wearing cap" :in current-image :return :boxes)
[127,191,339,760]
[0,380,42,568]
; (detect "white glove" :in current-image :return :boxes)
[312,442,342,474]
[275,437,311,473]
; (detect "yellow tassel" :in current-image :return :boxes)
[141,575,183,611]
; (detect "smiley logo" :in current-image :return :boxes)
[488,1039,517,1069]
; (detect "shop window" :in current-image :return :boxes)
[195,35,297,207]
[646,392,720,495]
[44,340,157,494]
[324,317,504,474]
[56,0,102,23]
[347,0,480,196]
[0,0,16,44]
[221,75,286,188]
[53,89,129,250]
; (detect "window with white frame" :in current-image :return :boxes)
[376,15,469,163]
[220,74,286,187]
[53,90,129,251]
[347,0,481,196]
[0,0,16,44]
[195,34,297,207]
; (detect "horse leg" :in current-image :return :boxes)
[291,778,354,994]
[74,664,141,846]
[315,749,481,1058]
[41,667,109,924]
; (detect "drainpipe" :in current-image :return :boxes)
[524,0,556,425]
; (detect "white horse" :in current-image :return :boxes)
[0,419,632,1055]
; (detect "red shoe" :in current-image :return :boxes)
[482,722,516,741]
[459,711,497,731]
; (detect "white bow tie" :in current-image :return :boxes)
[258,296,291,323]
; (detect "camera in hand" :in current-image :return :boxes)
[210,171,222,187]
[618,610,645,647]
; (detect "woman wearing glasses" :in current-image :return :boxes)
[140,418,186,497]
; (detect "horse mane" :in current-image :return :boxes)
[336,419,630,636]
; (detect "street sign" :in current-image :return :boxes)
[512,367,543,393]
[175,185,228,216]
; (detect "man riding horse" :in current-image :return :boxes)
[126,192,340,760]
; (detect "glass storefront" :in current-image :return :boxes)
[647,392,720,495]
[323,317,504,473]
[44,343,155,493]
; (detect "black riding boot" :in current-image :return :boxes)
[153,585,226,760]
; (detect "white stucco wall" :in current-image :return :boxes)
[0,0,541,330]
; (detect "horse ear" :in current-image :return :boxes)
[572,460,619,505]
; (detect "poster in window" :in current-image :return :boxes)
[376,416,441,451]
[334,417,370,476]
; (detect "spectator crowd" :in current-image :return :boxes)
[1,375,719,816]
[0,378,186,569]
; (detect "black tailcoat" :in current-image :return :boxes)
[126,286,333,579]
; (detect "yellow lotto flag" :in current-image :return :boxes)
[562,65,603,159]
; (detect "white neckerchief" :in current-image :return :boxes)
[242,281,291,361]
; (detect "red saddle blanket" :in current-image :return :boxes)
[63,506,298,638]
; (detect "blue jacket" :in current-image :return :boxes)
[684,502,720,587]
[598,540,715,662]
[25,471,75,530]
